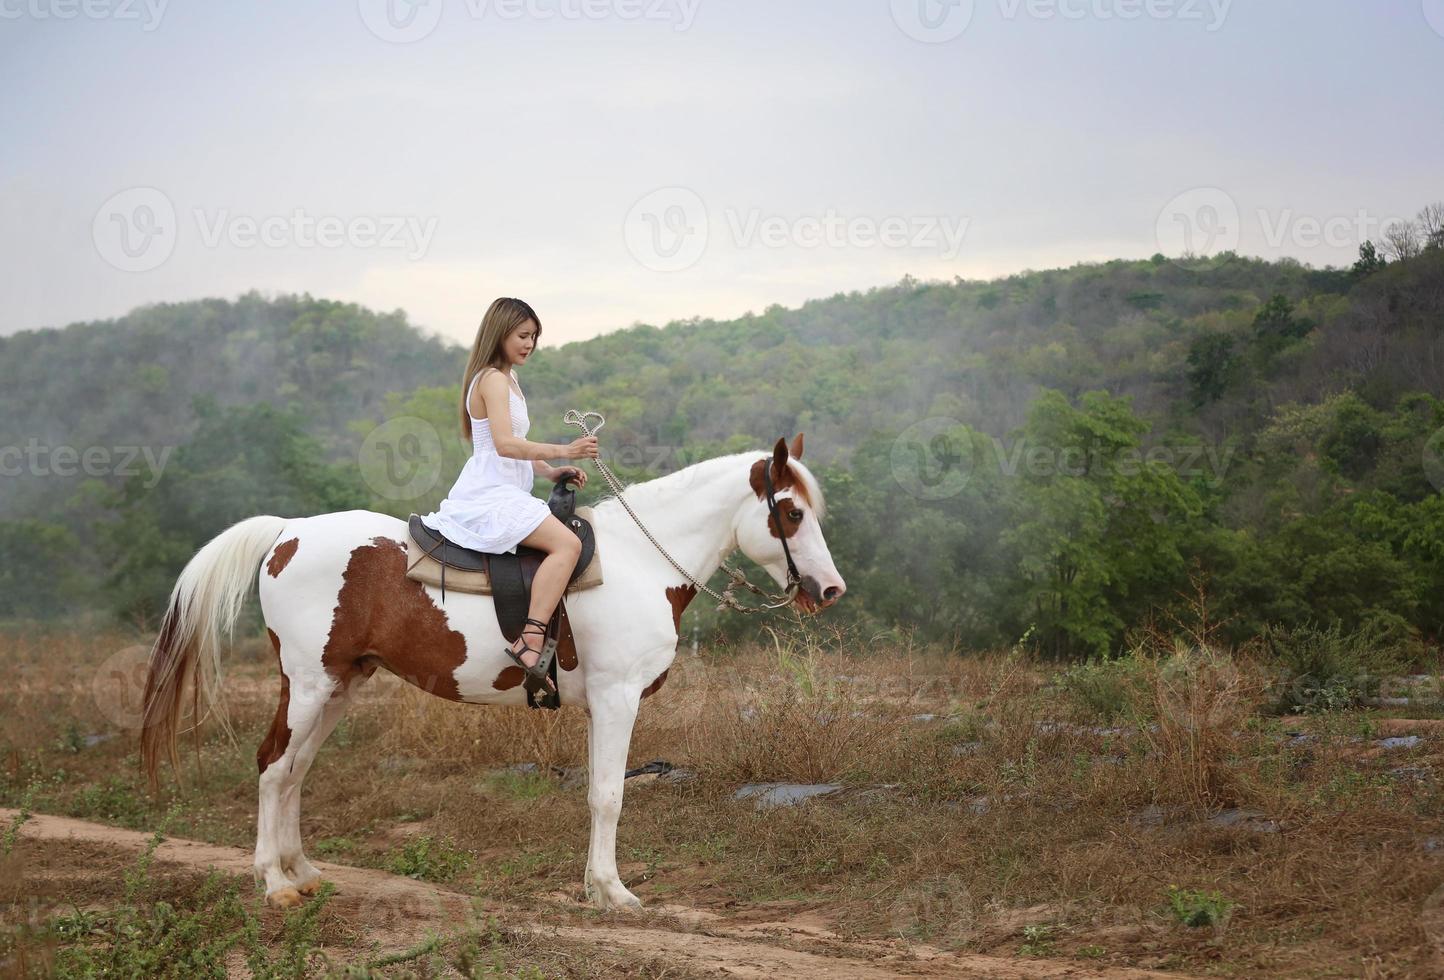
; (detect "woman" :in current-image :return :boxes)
[419,297,599,686]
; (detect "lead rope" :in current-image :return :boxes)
[563,410,799,613]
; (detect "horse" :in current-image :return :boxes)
[139,434,846,910]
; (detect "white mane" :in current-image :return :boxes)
[590,450,826,522]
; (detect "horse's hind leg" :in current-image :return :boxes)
[278,672,365,895]
[254,654,344,908]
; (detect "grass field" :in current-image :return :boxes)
[1,615,1442,977]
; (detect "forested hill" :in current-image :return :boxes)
[5,238,1444,657]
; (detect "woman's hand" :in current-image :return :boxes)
[565,435,599,460]
[552,466,587,488]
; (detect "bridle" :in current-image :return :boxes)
[564,410,803,613]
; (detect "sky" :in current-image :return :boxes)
[2,0,1442,348]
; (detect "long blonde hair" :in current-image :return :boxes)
[459,297,542,440]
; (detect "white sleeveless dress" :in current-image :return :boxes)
[419,370,552,555]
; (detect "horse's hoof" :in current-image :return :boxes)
[296,878,323,896]
[266,887,303,909]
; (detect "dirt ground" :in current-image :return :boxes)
[4,809,1193,979]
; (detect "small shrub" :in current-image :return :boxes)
[387,835,471,882]
[1166,885,1236,929]
[1058,652,1146,722]
[1262,621,1409,714]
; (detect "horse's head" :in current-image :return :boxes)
[736,434,846,615]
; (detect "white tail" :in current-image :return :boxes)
[141,515,287,784]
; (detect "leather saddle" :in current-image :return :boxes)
[404,478,602,710]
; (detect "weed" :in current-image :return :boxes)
[1166,885,1236,929]
[1019,923,1055,956]
[386,834,471,882]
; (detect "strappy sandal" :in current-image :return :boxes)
[505,617,557,692]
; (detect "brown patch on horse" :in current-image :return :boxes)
[641,669,669,699]
[257,628,292,774]
[748,439,814,511]
[266,537,299,577]
[323,537,467,701]
[765,496,804,539]
[492,666,525,691]
[665,584,697,632]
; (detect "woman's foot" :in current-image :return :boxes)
[504,618,556,691]
[509,633,542,669]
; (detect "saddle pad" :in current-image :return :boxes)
[404,507,604,595]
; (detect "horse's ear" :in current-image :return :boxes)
[771,437,789,480]
[789,433,804,460]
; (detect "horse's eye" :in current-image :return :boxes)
[788,509,803,522]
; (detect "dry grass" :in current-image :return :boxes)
[1,617,1442,977]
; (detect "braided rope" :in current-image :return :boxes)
[563,411,795,613]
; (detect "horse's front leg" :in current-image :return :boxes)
[583,684,642,911]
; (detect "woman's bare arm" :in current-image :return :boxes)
[472,370,566,462]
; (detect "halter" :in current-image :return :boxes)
[564,410,803,613]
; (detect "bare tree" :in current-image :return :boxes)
[1382,219,1423,262]
[1417,201,1444,250]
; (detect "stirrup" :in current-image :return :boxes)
[505,617,557,691]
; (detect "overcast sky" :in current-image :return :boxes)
[3,0,1442,347]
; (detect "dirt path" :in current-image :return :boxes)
[6,809,1193,979]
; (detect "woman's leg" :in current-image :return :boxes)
[508,514,582,667]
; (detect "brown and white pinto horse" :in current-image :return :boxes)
[140,435,845,910]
